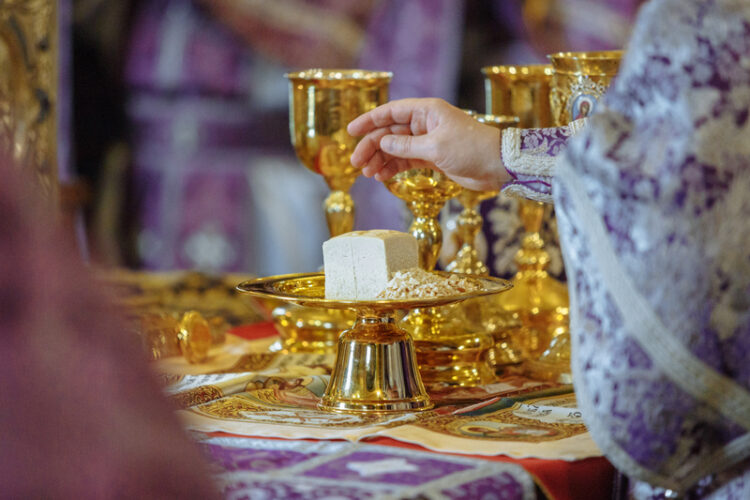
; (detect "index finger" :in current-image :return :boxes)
[347,98,428,136]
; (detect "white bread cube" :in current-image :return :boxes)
[323,230,419,300]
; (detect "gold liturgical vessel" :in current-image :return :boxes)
[238,272,511,412]
[385,170,497,388]
[275,69,392,354]
[482,64,571,372]
[446,114,519,276]
[521,51,622,381]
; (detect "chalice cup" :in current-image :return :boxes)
[384,168,462,271]
[287,69,392,236]
[521,51,622,382]
[548,51,622,126]
[481,64,568,371]
[446,114,519,276]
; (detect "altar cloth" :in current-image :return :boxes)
[155,322,615,499]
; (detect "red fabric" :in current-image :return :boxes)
[228,321,278,341]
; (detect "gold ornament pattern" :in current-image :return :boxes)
[416,394,587,443]
[171,385,224,409]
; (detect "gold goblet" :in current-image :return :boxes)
[482,64,569,372]
[521,51,622,382]
[287,69,392,236]
[238,272,511,412]
[548,51,623,125]
[385,170,497,388]
[482,65,554,129]
[284,70,390,353]
[446,114,519,276]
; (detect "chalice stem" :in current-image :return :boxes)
[457,206,482,250]
[410,215,442,271]
[325,190,355,237]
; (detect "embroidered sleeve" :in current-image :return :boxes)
[501,120,588,203]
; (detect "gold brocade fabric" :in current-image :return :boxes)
[158,332,601,461]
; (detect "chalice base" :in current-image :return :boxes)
[271,304,354,354]
[319,316,433,413]
[524,332,572,384]
[405,308,496,388]
[415,343,497,388]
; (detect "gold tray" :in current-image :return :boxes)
[238,272,512,413]
[237,272,512,313]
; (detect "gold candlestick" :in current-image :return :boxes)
[481,64,570,372]
[446,114,519,276]
[522,51,622,382]
[283,69,391,354]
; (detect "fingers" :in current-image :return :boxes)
[350,124,411,168]
[380,134,435,161]
[347,98,440,136]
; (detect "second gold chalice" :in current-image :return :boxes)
[385,169,496,387]
[384,169,462,271]
[482,64,570,372]
[238,272,511,412]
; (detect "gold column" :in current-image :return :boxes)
[0,0,58,203]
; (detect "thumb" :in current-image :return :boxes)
[380,134,434,162]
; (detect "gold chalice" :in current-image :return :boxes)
[287,69,391,236]
[520,51,622,382]
[445,114,519,276]
[548,51,622,126]
[284,69,391,353]
[482,65,554,130]
[384,169,494,387]
[482,64,569,371]
[238,272,511,412]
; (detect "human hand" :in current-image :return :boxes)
[347,98,510,192]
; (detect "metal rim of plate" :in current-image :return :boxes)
[236,271,513,313]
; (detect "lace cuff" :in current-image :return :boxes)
[500,119,588,202]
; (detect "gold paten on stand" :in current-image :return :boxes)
[281,69,391,353]
[238,272,512,412]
